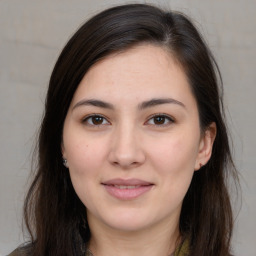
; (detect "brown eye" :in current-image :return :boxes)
[153,116,166,125]
[91,116,104,125]
[146,114,174,126]
[83,115,110,126]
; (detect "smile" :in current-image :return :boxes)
[113,185,140,189]
[102,179,154,200]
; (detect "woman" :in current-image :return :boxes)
[9,3,238,256]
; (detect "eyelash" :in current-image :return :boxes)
[81,113,174,127]
[82,114,110,126]
[146,114,175,127]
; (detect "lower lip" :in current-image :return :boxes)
[103,185,153,200]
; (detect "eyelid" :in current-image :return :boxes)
[82,113,111,126]
[145,113,175,126]
[81,113,174,127]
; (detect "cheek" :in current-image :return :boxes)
[65,132,108,174]
[66,138,107,207]
[149,134,199,173]
[155,136,199,200]
[147,133,199,201]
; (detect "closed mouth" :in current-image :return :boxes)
[112,185,141,189]
[102,179,154,200]
[102,178,153,186]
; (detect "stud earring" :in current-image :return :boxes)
[63,158,68,168]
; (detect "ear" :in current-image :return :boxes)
[194,122,217,171]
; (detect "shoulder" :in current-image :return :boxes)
[7,245,32,256]
[7,249,25,256]
[174,238,190,256]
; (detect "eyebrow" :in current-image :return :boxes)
[72,98,185,111]
[138,98,186,110]
[72,99,114,111]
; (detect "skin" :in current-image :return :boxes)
[62,44,216,256]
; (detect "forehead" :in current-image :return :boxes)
[71,44,195,107]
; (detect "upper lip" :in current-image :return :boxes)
[102,178,153,186]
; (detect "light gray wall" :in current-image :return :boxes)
[0,0,255,255]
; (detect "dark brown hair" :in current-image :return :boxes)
[22,4,238,256]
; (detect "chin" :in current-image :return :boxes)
[100,210,157,232]
[106,220,150,233]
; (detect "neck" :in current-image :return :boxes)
[87,214,181,256]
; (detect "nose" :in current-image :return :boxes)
[108,125,146,169]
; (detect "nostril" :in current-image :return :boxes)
[108,142,146,168]
[111,160,141,169]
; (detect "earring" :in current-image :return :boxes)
[63,158,68,168]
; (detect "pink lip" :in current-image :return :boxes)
[102,179,154,200]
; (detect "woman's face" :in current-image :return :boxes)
[62,44,215,233]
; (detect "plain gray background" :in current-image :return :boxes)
[0,0,255,255]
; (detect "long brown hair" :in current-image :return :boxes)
[22,4,238,256]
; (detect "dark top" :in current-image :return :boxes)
[8,238,189,256]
